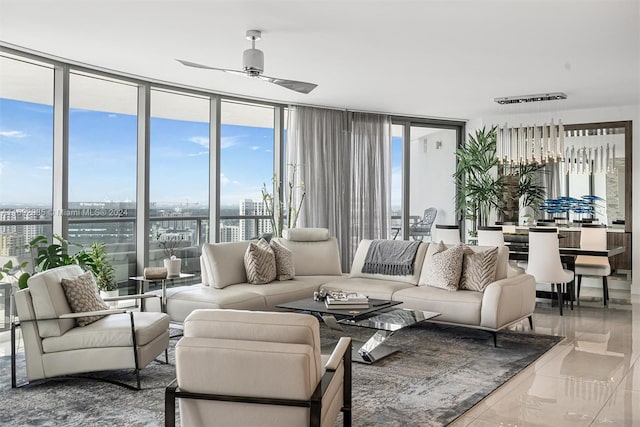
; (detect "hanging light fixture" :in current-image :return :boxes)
[494,92,567,168]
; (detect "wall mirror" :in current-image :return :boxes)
[562,121,632,232]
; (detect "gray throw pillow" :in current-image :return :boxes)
[270,239,295,280]
[459,246,499,292]
[60,271,110,327]
[244,238,277,284]
[423,241,464,291]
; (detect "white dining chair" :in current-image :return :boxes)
[574,224,611,306]
[479,226,525,276]
[526,227,575,315]
[434,224,461,245]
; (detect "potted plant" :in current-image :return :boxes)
[453,126,504,235]
[86,242,118,299]
[156,232,186,277]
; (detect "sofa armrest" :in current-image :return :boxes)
[325,337,351,371]
[480,273,536,330]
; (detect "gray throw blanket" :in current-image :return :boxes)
[362,239,421,276]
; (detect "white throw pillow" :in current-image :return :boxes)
[244,238,277,284]
[418,241,464,291]
[270,239,295,280]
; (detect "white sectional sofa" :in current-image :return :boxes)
[152,229,536,337]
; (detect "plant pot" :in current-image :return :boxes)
[100,290,119,307]
[164,257,182,277]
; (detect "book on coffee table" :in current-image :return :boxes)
[325,292,369,309]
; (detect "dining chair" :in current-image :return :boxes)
[495,221,517,234]
[525,227,575,315]
[409,207,437,241]
[478,226,524,276]
[574,224,611,306]
[434,224,461,245]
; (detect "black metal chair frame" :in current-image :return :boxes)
[409,208,437,241]
[165,341,352,427]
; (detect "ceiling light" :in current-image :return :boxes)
[494,92,567,105]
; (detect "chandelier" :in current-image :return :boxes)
[495,120,565,166]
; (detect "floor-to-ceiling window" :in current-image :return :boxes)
[150,89,210,273]
[68,71,138,287]
[219,100,275,242]
[0,53,54,330]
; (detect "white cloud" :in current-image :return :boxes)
[220,173,231,185]
[0,162,4,175]
[108,114,117,118]
[187,151,209,157]
[249,146,260,151]
[221,136,240,149]
[0,130,27,139]
[36,166,52,170]
[188,136,209,148]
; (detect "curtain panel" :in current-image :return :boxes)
[287,106,391,271]
[287,106,351,270]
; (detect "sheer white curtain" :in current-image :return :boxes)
[287,106,391,271]
[350,112,391,256]
[287,106,351,270]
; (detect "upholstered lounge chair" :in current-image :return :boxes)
[165,309,352,427]
[12,265,170,389]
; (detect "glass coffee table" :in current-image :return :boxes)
[277,297,440,364]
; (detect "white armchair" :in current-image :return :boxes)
[165,309,352,427]
[12,265,170,389]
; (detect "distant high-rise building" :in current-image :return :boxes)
[219,223,240,243]
[238,199,272,240]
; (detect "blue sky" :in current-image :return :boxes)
[0,98,274,207]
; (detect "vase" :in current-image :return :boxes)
[164,257,182,277]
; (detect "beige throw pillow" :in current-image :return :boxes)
[270,239,295,280]
[421,241,464,291]
[60,271,110,327]
[244,238,277,284]
[459,246,499,292]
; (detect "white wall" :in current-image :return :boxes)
[478,104,639,294]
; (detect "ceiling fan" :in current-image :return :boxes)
[177,30,318,94]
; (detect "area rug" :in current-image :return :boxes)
[0,323,563,426]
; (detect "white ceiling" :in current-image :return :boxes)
[0,0,638,122]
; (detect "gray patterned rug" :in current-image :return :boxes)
[1,323,562,426]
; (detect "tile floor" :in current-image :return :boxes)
[1,287,638,426]
[453,286,640,427]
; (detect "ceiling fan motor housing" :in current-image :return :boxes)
[243,48,264,75]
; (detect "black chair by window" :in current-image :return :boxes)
[409,208,437,241]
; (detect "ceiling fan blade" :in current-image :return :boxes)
[177,59,244,74]
[258,75,318,94]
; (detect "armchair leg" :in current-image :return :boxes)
[603,276,609,306]
[129,312,141,390]
[343,341,352,427]
[165,380,177,427]
[528,315,533,331]
[11,321,17,388]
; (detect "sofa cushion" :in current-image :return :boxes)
[393,286,483,326]
[349,240,427,285]
[202,241,251,288]
[60,271,110,326]
[273,237,342,276]
[42,311,170,352]
[228,280,321,310]
[283,228,330,241]
[419,241,464,291]
[28,265,82,337]
[320,277,413,300]
[270,239,295,280]
[244,239,277,284]
[459,246,499,292]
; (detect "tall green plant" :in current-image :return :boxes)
[453,126,503,232]
[86,242,117,292]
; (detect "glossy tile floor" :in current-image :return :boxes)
[453,286,640,427]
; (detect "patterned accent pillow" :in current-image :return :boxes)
[422,241,464,291]
[244,238,277,284]
[270,239,295,281]
[459,246,499,292]
[60,271,110,327]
